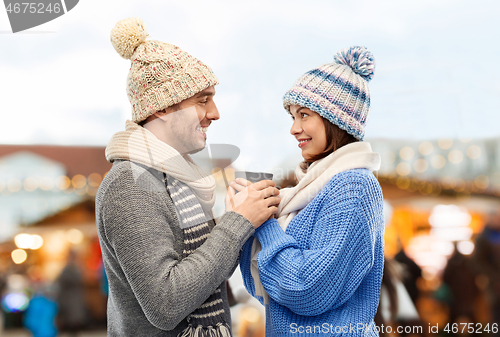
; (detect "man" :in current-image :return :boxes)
[96,17,280,336]
[472,209,500,325]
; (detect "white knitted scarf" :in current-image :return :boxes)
[251,141,381,303]
[105,120,216,215]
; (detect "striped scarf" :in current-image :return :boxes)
[164,174,231,337]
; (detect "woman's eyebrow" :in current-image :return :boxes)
[296,107,305,114]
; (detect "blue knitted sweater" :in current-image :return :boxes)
[240,169,384,336]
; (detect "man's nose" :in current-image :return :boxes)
[207,101,220,120]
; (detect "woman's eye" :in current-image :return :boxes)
[301,113,308,118]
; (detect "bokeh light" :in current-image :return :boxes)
[14,234,33,249]
[413,159,428,173]
[429,205,471,228]
[474,175,489,190]
[23,177,38,192]
[438,139,453,150]
[431,155,446,169]
[66,229,84,245]
[72,174,87,189]
[457,241,475,255]
[11,249,27,264]
[39,176,55,191]
[399,147,414,161]
[466,145,481,159]
[7,178,22,192]
[56,176,71,190]
[14,234,44,250]
[419,142,434,156]
[88,173,102,187]
[448,150,464,164]
[30,235,44,250]
[396,162,411,176]
[1,293,30,313]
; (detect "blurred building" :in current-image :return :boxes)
[0,145,110,240]
[0,145,110,330]
[371,138,498,267]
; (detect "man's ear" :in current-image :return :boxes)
[154,109,167,118]
[155,104,179,119]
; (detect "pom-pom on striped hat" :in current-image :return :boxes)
[110,17,219,123]
[283,46,375,140]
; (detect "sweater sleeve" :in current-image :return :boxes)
[101,176,254,331]
[239,235,265,305]
[254,173,381,316]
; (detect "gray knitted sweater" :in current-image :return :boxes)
[95,160,255,336]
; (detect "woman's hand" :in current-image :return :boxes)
[225,178,280,229]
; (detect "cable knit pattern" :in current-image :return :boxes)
[110,17,219,123]
[96,160,254,336]
[240,169,384,336]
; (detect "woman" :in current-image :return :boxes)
[234,46,385,336]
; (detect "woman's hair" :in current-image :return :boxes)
[301,117,358,171]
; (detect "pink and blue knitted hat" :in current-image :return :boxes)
[283,46,375,140]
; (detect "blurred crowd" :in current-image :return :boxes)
[365,210,500,337]
[0,249,107,337]
[235,210,500,337]
[0,211,499,337]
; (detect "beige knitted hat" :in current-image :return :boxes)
[110,17,219,123]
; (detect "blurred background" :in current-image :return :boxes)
[1,0,500,336]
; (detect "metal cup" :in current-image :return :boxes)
[234,171,274,183]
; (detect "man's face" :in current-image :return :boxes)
[152,86,219,154]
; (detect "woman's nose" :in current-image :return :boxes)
[290,119,302,135]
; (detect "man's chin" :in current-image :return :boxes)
[184,141,206,155]
[186,147,205,155]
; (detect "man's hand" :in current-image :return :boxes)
[225,178,280,229]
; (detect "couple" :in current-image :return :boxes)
[96,17,384,337]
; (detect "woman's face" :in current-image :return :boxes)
[289,105,327,162]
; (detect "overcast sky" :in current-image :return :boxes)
[1,0,499,171]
